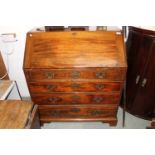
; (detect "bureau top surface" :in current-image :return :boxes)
[24,31,127,69]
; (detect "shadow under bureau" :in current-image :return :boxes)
[23,27,127,126]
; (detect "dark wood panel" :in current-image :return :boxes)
[31,93,120,105]
[125,26,155,120]
[128,26,155,36]
[29,81,122,93]
[126,28,155,110]
[126,29,143,109]
[25,68,125,81]
[131,41,155,116]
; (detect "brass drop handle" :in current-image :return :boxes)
[91,110,104,116]
[93,96,103,103]
[49,110,61,116]
[96,84,104,90]
[47,84,57,90]
[71,71,80,79]
[45,72,55,79]
[136,75,140,84]
[48,97,61,103]
[96,71,105,79]
[141,78,147,87]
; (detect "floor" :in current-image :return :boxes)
[42,107,151,129]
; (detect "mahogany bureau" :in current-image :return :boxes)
[23,27,127,126]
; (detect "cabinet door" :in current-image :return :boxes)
[126,30,149,109]
[131,38,155,117]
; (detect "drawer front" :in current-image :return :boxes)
[31,93,120,105]
[29,81,122,93]
[25,68,125,81]
[39,105,117,119]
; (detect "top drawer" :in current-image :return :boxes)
[24,68,125,81]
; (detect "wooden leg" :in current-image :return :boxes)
[40,122,45,127]
[102,120,117,127]
[109,120,117,127]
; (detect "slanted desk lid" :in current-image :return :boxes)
[24,31,127,69]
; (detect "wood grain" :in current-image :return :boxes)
[24,31,127,69]
[29,81,122,93]
[39,104,117,120]
[0,52,9,80]
[25,68,126,81]
[31,93,120,105]
[23,28,127,126]
[0,100,33,129]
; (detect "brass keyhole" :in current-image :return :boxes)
[47,84,56,90]
[93,96,103,103]
[71,83,81,89]
[45,72,55,79]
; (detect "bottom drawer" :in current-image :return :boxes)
[39,105,117,120]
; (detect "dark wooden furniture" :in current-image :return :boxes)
[23,27,127,126]
[150,120,155,128]
[0,100,40,129]
[147,118,155,129]
[126,26,155,120]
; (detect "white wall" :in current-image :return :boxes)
[0,26,35,98]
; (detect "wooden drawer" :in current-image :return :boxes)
[25,68,125,81]
[31,93,120,105]
[39,105,117,120]
[29,81,122,93]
